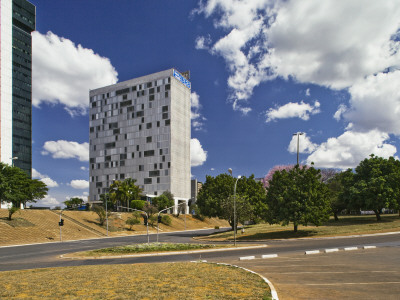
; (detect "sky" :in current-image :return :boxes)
[29,0,400,208]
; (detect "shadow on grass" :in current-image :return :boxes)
[0,217,35,227]
[237,229,318,240]
[324,215,399,226]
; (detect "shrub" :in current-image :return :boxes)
[161,215,172,226]
[92,205,106,226]
[214,226,219,229]
[131,200,146,210]
[126,215,140,230]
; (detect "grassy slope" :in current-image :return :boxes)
[0,263,271,300]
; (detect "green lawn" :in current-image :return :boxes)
[0,263,272,299]
[196,214,400,241]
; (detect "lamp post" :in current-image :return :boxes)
[228,168,241,247]
[105,193,109,237]
[293,132,304,165]
[10,157,18,167]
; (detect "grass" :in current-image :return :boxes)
[0,217,35,227]
[69,242,237,257]
[0,263,272,299]
[196,214,400,241]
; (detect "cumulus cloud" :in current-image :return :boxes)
[32,31,118,116]
[37,195,61,207]
[288,134,317,154]
[343,71,400,135]
[334,104,347,121]
[191,92,206,131]
[32,168,59,188]
[191,138,207,167]
[265,100,320,122]
[195,0,400,111]
[41,140,89,161]
[80,166,88,171]
[195,35,212,50]
[70,179,89,189]
[306,130,397,169]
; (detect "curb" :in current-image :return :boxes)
[210,262,279,300]
[60,244,268,260]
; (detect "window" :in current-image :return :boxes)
[149,170,160,177]
[162,113,168,119]
[157,177,160,183]
[165,91,168,98]
[120,160,125,167]
[168,162,171,168]
[139,152,142,157]
[165,84,170,90]
[144,150,155,157]
[146,136,152,143]
[123,94,127,100]
[105,155,111,162]
[146,82,152,88]
[136,145,139,151]
[149,95,154,101]
[149,88,155,94]
[154,163,157,170]
[136,111,144,117]
[105,142,116,149]
[162,105,168,112]
[157,121,160,127]
[132,86,137,91]
[144,178,152,184]
[139,124,142,130]
[120,174,125,180]
[159,149,163,155]
[96,182,103,188]
[146,122,152,129]
[120,153,127,160]
[121,100,132,107]
[116,87,130,95]
[157,86,161,93]
[162,155,165,162]
[165,119,170,126]
[159,163,163,169]
[113,128,120,134]
[142,104,144,110]
[139,165,144,171]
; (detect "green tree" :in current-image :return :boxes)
[92,205,107,226]
[0,163,48,220]
[64,197,84,209]
[326,169,354,221]
[126,211,141,230]
[197,173,267,230]
[131,200,146,210]
[109,178,142,210]
[143,202,158,226]
[152,194,174,211]
[345,155,400,221]
[266,164,331,232]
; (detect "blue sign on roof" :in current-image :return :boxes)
[173,70,191,89]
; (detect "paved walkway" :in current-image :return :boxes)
[211,247,400,300]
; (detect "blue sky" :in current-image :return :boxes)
[30,0,400,208]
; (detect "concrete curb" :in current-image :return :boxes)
[262,254,278,259]
[324,248,339,253]
[239,256,255,261]
[60,244,268,260]
[305,250,320,255]
[344,247,358,251]
[211,262,279,300]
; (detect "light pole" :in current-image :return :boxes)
[293,132,304,165]
[105,194,109,237]
[228,168,241,247]
[10,157,18,167]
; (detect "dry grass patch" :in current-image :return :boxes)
[197,214,400,241]
[0,263,271,299]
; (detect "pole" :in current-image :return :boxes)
[297,133,300,165]
[59,211,62,242]
[233,178,238,247]
[106,194,109,237]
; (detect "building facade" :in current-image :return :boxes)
[89,69,191,212]
[0,0,35,174]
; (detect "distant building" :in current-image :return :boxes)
[89,69,191,213]
[190,179,202,204]
[0,0,35,209]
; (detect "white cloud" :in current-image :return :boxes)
[80,166,88,171]
[32,31,118,116]
[306,130,397,169]
[66,195,89,202]
[36,195,61,208]
[70,179,89,189]
[288,134,317,154]
[305,88,310,97]
[42,140,89,161]
[265,100,320,122]
[191,138,207,167]
[190,92,206,131]
[195,35,212,50]
[344,71,400,135]
[32,168,59,188]
[334,104,347,121]
[196,0,400,110]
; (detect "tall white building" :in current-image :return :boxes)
[89,69,191,212]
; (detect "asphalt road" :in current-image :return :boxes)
[0,228,399,272]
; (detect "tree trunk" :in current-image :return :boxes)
[334,211,339,221]
[374,210,381,221]
[294,224,298,232]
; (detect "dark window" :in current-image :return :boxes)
[165,84,170,91]
[113,128,120,134]
[162,105,168,112]
[120,153,127,160]
[157,86,161,93]
[120,173,125,180]
[165,91,168,98]
[116,88,130,95]
[139,165,144,171]
[146,122,152,129]
[157,121,160,127]
[120,100,132,107]
[105,142,116,149]
[149,87,155,94]
[132,86,137,91]
[139,152,142,158]
[168,162,171,168]
[146,82,152,88]
[159,149,163,155]
[149,95,154,101]
[96,182,103,188]
[120,160,125,167]
[162,155,165,162]
[90,158,95,163]
[139,125,142,130]
[162,113,168,119]
[136,111,144,117]
[127,106,135,112]
[159,163,163,169]
[154,163,157,170]
[91,102,96,108]
[105,155,111,162]
[109,122,118,129]
[144,178,152,184]
[123,94,127,100]
[146,136,152,143]
[90,127,94,133]
[165,119,170,126]
[149,170,160,177]
[157,177,160,184]
[141,104,144,110]
[136,145,139,151]
[144,150,155,157]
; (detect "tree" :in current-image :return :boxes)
[326,169,353,221]
[126,212,141,230]
[266,164,331,232]
[345,155,400,221]
[262,165,295,188]
[197,173,267,230]
[92,205,107,226]
[152,194,174,211]
[0,163,48,220]
[109,178,142,210]
[64,197,84,209]
[142,202,158,226]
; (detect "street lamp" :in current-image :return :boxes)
[228,168,241,247]
[293,132,304,165]
[10,157,18,167]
